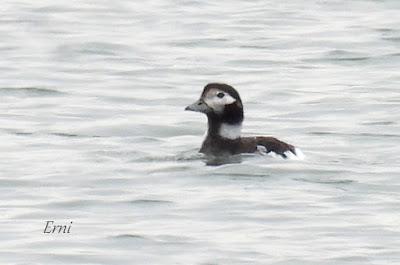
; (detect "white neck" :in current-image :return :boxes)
[218,123,242,140]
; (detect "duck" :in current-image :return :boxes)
[185,83,300,158]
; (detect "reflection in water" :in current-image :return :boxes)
[204,154,243,166]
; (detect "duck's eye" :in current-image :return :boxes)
[217,92,225,98]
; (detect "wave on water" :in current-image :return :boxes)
[0,86,65,96]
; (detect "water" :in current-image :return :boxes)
[1,0,400,264]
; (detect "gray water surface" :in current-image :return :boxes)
[1,1,400,264]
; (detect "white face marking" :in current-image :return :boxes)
[219,123,242,139]
[203,88,236,114]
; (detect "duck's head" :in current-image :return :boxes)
[185,83,244,139]
[185,83,244,124]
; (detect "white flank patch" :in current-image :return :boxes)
[256,145,267,155]
[293,148,305,160]
[219,123,242,140]
[257,146,305,160]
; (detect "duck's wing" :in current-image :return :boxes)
[254,136,296,158]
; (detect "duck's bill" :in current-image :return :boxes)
[185,99,211,113]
